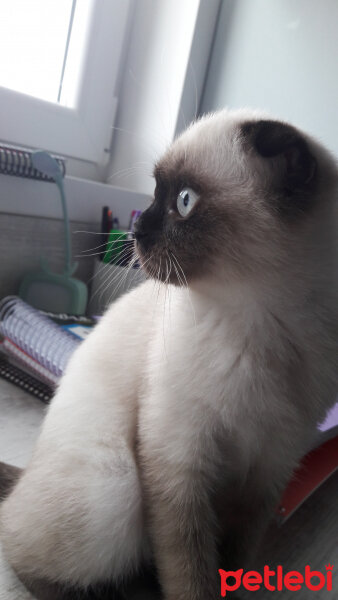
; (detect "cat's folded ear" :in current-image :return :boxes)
[241,120,317,193]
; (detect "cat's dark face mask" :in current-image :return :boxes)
[133,171,223,286]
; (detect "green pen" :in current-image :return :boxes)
[103,229,128,264]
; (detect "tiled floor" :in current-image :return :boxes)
[0,379,337,599]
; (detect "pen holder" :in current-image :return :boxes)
[88,259,146,315]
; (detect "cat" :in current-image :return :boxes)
[1,108,337,600]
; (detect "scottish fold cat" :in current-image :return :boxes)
[1,109,337,600]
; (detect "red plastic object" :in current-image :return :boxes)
[276,436,338,523]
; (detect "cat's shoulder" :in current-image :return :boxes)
[102,279,157,320]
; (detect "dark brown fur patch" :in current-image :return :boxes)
[241,119,317,216]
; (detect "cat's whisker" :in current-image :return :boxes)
[97,270,120,309]
[86,249,124,290]
[107,164,152,183]
[77,241,134,260]
[124,254,152,293]
[161,256,172,361]
[86,260,109,291]
[90,263,123,307]
[149,257,162,322]
[168,251,184,286]
[166,251,173,334]
[111,171,151,184]
[76,245,134,260]
[170,251,197,338]
[76,251,106,259]
[107,123,162,183]
[98,252,137,308]
[84,241,136,293]
[146,259,162,315]
[155,261,162,298]
[95,233,134,261]
[74,230,133,236]
[170,259,193,339]
[89,248,136,307]
[108,161,151,176]
[80,241,112,254]
[136,256,153,288]
[171,258,183,288]
[125,259,144,296]
[104,245,135,264]
[102,253,137,289]
[111,255,139,302]
[164,254,171,286]
[107,262,132,305]
[158,261,164,303]
[110,122,166,150]
[81,238,135,255]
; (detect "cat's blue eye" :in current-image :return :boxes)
[177,188,199,217]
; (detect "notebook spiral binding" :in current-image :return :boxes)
[0,356,53,403]
[0,296,79,379]
[0,143,66,181]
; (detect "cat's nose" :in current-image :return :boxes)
[134,213,153,241]
[134,222,158,251]
[133,225,148,241]
[134,205,162,247]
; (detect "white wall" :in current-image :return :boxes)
[106,0,220,195]
[201,0,338,158]
[0,174,150,228]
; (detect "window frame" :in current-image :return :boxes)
[0,0,132,165]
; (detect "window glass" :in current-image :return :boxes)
[0,0,92,107]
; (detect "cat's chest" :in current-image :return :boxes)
[147,305,249,414]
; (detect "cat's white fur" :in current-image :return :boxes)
[1,109,337,598]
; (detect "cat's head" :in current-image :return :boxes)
[135,109,337,289]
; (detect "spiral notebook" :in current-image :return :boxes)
[0,296,82,391]
[0,143,66,181]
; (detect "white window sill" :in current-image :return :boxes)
[0,174,151,227]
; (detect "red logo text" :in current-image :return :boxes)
[219,565,333,595]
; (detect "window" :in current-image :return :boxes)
[0,0,91,107]
[0,0,132,164]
